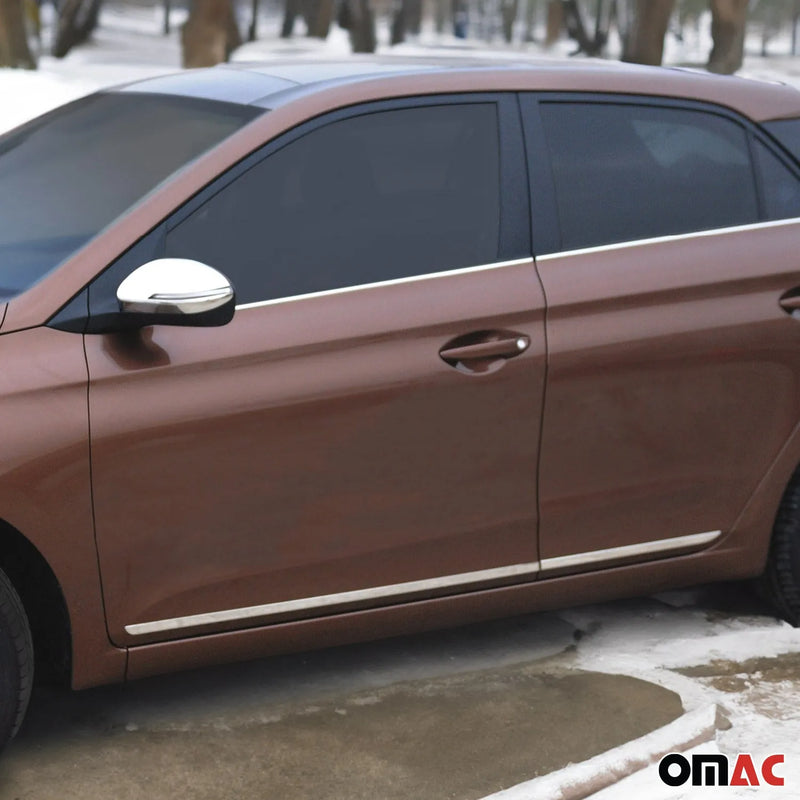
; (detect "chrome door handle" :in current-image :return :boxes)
[439,336,529,362]
[439,331,530,374]
[779,292,800,314]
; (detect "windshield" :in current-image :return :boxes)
[0,92,262,300]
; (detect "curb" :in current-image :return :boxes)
[478,703,727,800]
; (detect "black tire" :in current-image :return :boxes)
[762,468,800,626]
[0,567,33,750]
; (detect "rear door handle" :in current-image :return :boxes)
[439,331,530,374]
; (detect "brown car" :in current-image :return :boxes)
[2,56,800,748]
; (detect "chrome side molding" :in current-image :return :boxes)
[125,560,541,636]
[539,530,721,573]
[125,529,721,637]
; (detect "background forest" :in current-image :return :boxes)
[1,1,799,78]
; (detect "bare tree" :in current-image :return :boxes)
[500,0,519,42]
[338,0,375,51]
[561,0,610,56]
[794,0,800,54]
[280,0,301,37]
[52,0,103,58]
[622,0,675,65]
[391,0,422,44]
[307,0,336,37]
[707,0,748,72]
[0,0,35,67]
[545,0,563,44]
[182,0,241,67]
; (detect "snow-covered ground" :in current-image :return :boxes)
[3,7,800,797]
[562,592,800,798]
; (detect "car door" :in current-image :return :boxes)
[84,94,547,646]
[522,94,800,575]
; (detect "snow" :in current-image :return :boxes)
[482,705,721,800]
[557,595,800,798]
[3,7,800,798]
[472,592,800,799]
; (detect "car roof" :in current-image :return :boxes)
[117,56,800,122]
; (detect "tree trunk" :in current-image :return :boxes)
[407,0,421,33]
[181,0,241,67]
[523,0,536,42]
[434,0,447,33]
[341,0,375,51]
[501,0,518,42]
[452,0,468,37]
[307,0,334,37]
[793,0,800,55]
[562,0,607,56]
[0,0,35,67]
[281,0,300,36]
[391,0,407,44]
[52,0,103,58]
[545,0,562,45]
[247,0,258,40]
[707,0,748,74]
[621,0,674,65]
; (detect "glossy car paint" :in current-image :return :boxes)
[0,60,799,689]
[537,220,800,566]
[86,259,546,646]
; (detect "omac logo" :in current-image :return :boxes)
[658,753,785,788]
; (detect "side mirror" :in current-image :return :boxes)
[115,258,235,328]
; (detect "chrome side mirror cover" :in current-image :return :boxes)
[115,259,235,328]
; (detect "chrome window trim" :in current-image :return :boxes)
[234,257,532,311]
[232,216,800,312]
[536,216,800,263]
[124,530,721,637]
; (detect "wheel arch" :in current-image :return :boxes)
[0,518,72,685]
[730,417,800,575]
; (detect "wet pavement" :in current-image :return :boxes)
[0,661,682,800]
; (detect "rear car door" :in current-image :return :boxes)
[85,94,547,645]
[522,94,800,575]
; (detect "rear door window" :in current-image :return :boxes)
[763,118,800,163]
[754,139,800,221]
[538,102,759,251]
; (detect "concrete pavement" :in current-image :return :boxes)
[0,612,684,800]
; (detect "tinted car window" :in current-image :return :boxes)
[763,118,800,163]
[539,102,759,251]
[165,103,501,305]
[754,140,800,220]
[0,93,260,300]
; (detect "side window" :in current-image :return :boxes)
[165,103,501,305]
[763,118,800,163]
[539,102,759,251]
[754,140,800,221]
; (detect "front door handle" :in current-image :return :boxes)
[779,291,800,314]
[439,330,530,374]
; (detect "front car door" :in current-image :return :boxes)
[522,94,800,576]
[85,94,547,645]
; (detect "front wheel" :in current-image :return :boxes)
[762,470,800,626]
[0,567,33,750]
